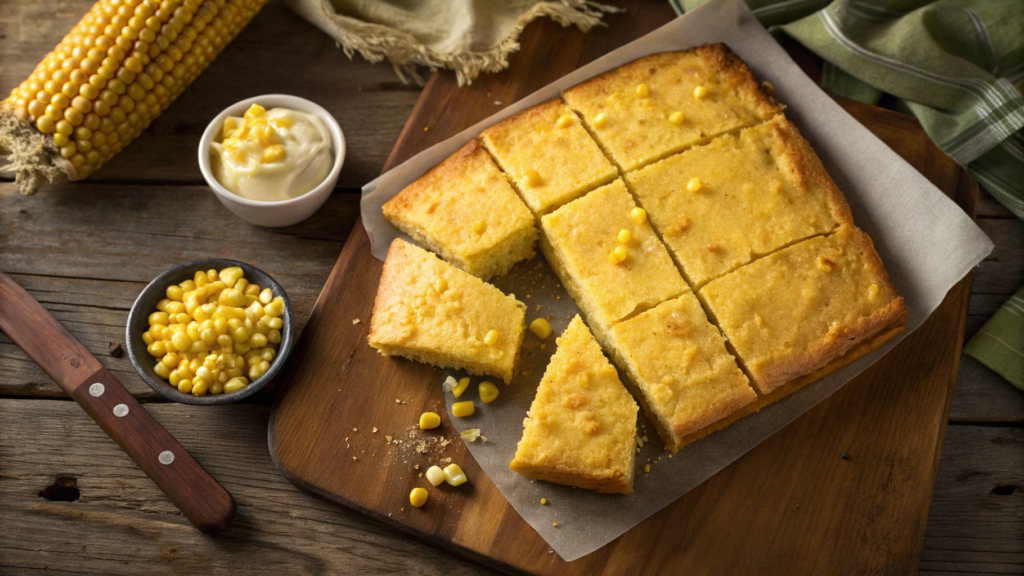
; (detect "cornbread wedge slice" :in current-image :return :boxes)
[699,226,906,395]
[480,98,618,215]
[625,115,854,287]
[563,44,783,172]
[382,140,537,280]
[608,293,756,451]
[368,239,527,383]
[540,179,688,348]
[510,315,638,494]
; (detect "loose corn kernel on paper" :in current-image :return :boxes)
[359,0,991,561]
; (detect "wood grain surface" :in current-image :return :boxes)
[0,273,236,532]
[1,0,1021,573]
[267,5,988,574]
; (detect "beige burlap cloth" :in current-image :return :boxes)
[285,0,620,85]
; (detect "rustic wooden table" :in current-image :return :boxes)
[1,1,1021,574]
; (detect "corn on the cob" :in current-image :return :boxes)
[2,0,268,192]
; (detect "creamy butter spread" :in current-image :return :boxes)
[210,104,332,202]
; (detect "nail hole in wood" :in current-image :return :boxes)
[38,474,80,502]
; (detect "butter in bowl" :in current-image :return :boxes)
[198,95,346,227]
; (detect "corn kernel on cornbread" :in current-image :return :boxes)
[540,179,687,347]
[480,98,618,215]
[563,44,783,172]
[382,140,537,280]
[699,226,906,394]
[510,315,638,494]
[608,293,755,451]
[368,239,527,384]
[625,115,854,287]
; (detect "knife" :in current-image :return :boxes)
[0,271,235,533]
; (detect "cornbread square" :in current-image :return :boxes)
[625,115,854,287]
[608,293,755,451]
[540,179,688,347]
[510,315,638,494]
[699,226,906,394]
[382,140,538,280]
[563,44,784,172]
[479,98,618,215]
[368,239,527,383]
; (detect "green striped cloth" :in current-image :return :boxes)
[672,0,1024,391]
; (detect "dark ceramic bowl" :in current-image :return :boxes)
[126,258,295,405]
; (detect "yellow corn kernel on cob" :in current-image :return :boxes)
[2,0,268,193]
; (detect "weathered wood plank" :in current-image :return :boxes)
[972,217,1024,298]
[951,357,1024,423]
[0,399,496,575]
[0,183,359,398]
[920,424,1024,575]
[1,398,1014,575]
[0,0,421,189]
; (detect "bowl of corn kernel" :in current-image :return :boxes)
[126,259,295,405]
[198,94,346,228]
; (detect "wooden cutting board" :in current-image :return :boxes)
[269,2,978,573]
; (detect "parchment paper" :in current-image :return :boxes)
[359,0,994,561]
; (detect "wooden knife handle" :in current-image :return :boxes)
[71,367,236,532]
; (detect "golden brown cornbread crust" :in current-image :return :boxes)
[699,226,907,395]
[668,324,905,451]
[479,98,617,215]
[381,140,537,280]
[563,43,785,171]
[749,229,906,391]
[571,44,781,116]
[510,316,637,494]
[368,239,526,383]
[768,115,855,229]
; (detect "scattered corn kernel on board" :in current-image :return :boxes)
[269,4,978,575]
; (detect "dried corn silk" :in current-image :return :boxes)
[1,0,269,194]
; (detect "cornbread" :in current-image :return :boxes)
[510,316,638,493]
[368,239,526,383]
[625,115,853,287]
[540,179,687,347]
[382,140,537,280]
[699,226,906,394]
[608,293,756,451]
[480,98,617,215]
[563,44,783,172]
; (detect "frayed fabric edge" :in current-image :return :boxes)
[0,104,70,195]
[291,0,623,86]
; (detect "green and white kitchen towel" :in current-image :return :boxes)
[674,0,1024,390]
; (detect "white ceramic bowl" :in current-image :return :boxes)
[198,94,346,227]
